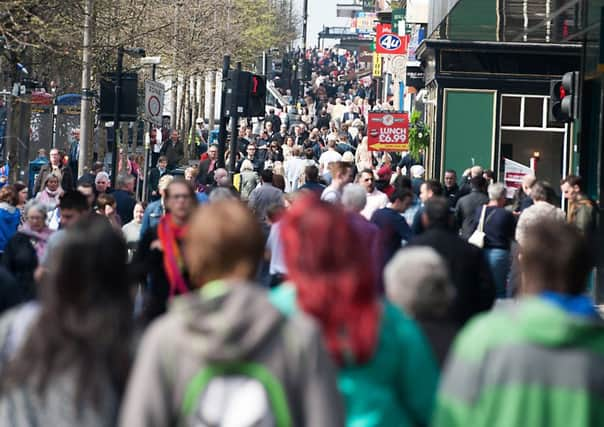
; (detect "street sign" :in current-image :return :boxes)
[367,112,409,151]
[372,52,382,77]
[376,32,409,55]
[145,80,164,126]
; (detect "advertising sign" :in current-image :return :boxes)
[367,112,409,151]
[372,52,382,77]
[145,80,165,126]
[503,157,533,198]
[376,31,409,55]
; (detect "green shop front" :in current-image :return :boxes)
[417,40,580,185]
[419,0,583,186]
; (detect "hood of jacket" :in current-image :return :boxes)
[0,202,17,215]
[506,297,604,348]
[169,280,285,362]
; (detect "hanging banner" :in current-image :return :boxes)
[503,157,533,198]
[367,112,409,151]
[372,52,382,77]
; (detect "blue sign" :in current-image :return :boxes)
[378,33,402,51]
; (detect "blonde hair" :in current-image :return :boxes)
[240,159,254,172]
[158,174,174,191]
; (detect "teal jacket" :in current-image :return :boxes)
[271,285,439,427]
[433,297,604,427]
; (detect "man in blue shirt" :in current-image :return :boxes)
[371,188,414,265]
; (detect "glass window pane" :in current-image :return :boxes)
[501,96,521,126]
[525,97,544,127]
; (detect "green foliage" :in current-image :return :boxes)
[408,110,430,160]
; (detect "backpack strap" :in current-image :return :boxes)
[181,362,293,427]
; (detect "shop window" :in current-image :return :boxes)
[501,96,521,126]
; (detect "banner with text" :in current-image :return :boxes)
[503,157,533,198]
[367,112,409,151]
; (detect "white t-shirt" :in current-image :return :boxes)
[266,222,287,275]
[361,189,389,220]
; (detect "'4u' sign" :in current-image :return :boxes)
[375,32,408,55]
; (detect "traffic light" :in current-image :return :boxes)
[224,71,266,118]
[561,71,579,121]
[248,74,266,117]
[549,71,579,123]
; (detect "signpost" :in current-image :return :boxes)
[367,112,409,151]
[144,80,164,126]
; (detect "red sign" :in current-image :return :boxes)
[375,32,409,55]
[376,23,392,37]
[367,112,409,151]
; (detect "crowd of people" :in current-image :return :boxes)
[0,46,601,426]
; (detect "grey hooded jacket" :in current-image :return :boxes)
[119,281,345,427]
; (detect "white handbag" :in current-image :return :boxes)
[468,205,487,248]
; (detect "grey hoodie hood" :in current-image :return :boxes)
[169,281,285,362]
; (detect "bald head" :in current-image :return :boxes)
[470,166,484,178]
[522,174,536,194]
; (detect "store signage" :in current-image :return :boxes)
[367,112,409,151]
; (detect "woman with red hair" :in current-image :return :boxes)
[271,195,439,427]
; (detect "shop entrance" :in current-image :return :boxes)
[499,95,568,193]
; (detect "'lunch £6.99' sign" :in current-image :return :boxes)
[367,112,409,151]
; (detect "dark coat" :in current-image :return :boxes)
[455,190,489,239]
[1,232,38,307]
[161,140,184,170]
[133,226,191,325]
[196,159,216,186]
[34,164,75,194]
[0,266,19,315]
[148,167,167,201]
[409,228,496,326]
[112,189,136,224]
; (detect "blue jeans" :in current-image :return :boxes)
[485,248,511,299]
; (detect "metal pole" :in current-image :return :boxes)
[228,62,242,175]
[111,47,123,189]
[142,64,156,202]
[217,55,230,169]
[301,0,308,100]
[302,0,308,52]
[78,0,94,179]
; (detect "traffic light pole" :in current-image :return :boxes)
[217,55,230,169]
[111,47,124,189]
[228,62,242,175]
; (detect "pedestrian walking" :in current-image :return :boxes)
[271,196,439,427]
[455,176,489,239]
[0,186,20,258]
[134,178,197,323]
[409,197,495,325]
[2,201,52,308]
[471,182,516,298]
[385,247,457,367]
[0,216,134,426]
[561,175,597,235]
[433,220,604,427]
[120,200,344,427]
